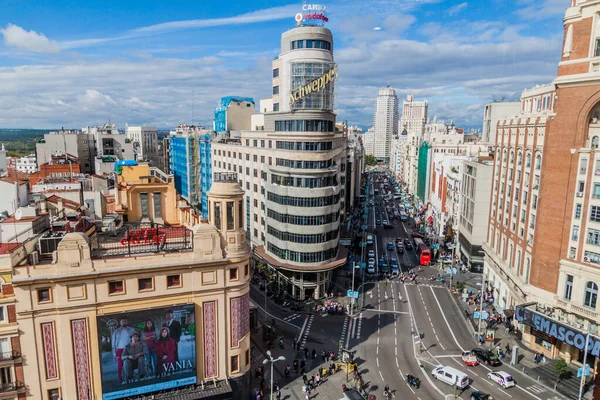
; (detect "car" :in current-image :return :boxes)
[376,219,381,225]
[383,220,389,225]
[404,239,413,249]
[380,263,389,273]
[390,258,399,269]
[367,265,376,274]
[368,257,375,266]
[472,348,502,366]
[397,244,404,254]
[469,392,492,400]
[384,223,393,229]
[391,264,400,275]
[487,371,515,388]
[411,232,424,238]
[461,351,479,366]
[368,249,375,258]
[387,242,395,251]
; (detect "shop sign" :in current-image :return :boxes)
[516,306,600,356]
[289,66,338,105]
[295,4,329,26]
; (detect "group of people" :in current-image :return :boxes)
[252,368,281,400]
[314,300,345,316]
[110,310,182,384]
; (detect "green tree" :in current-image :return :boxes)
[365,154,377,166]
[555,359,568,387]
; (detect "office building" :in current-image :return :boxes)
[428,153,467,238]
[212,23,348,300]
[13,172,251,400]
[126,125,159,164]
[199,134,213,220]
[35,130,95,175]
[214,97,255,133]
[390,128,408,181]
[84,125,135,175]
[458,158,493,273]
[372,87,398,163]
[363,127,375,156]
[482,102,521,146]
[401,95,428,193]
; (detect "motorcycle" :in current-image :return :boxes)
[407,374,421,389]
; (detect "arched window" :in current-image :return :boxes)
[516,250,521,271]
[502,238,506,259]
[509,151,514,163]
[496,233,500,253]
[526,153,531,168]
[524,258,530,284]
[503,150,507,162]
[585,282,598,309]
[535,154,542,170]
[517,152,523,166]
[508,244,513,264]
[592,136,599,149]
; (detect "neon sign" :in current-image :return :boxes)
[295,4,329,26]
[289,66,338,105]
[119,228,166,246]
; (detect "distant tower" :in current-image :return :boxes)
[207,172,247,258]
[372,87,398,164]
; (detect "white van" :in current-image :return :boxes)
[431,366,469,389]
[366,234,374,245]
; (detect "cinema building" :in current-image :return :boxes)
[211,22,350,300]
[13,172,250,400]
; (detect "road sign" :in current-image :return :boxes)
[445,268,457,275]
[347,290,359,299]
[578,365,591,377]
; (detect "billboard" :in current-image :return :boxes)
[97,305,196,400]
[290,62,337,111]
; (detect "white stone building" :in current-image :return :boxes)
[126,125,159,163]
[372,87,398,163]
[401,95,428,194]
[15,154,37,173]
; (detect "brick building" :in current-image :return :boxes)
[484,0,600,393]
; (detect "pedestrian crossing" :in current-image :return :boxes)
[283,314,301,322]
[526,384,547,394]
[356,313,363,340]
[340,317,349,346]
[301,315,314,349]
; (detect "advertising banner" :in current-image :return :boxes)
[97,305,196,400]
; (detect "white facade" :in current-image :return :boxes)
[0,178,28,215]
[428,154,467,238]
[401,95,428,194]
[363,128,375,156]
[372,87,398,162]
[15,154,36,173]
[126,125,158,163]
[458,159,493,272]
[482,102,521,145]
[390,130,408,179]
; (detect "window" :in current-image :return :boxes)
[584,282,598,309]
[591,206,600,222]
[254,184,258,193]
[246,154,250,161]
[589,228,600,245]
[565,275,573,301]
[245,349,250,366]
[273,68,279,78]
[535,154,542,170]
[140,192,149,218]
[214,203,221,230]
[273,86,279,95]
[167,275,181,288]
[229,268,238,280]
[153,192,162,219]
[239,200,244,229]
[227,202,234,230]
[569,246,577,259]
[581,158,588,175]
[0,366,11,388]
[572,225,580,241]
[273,103,279,112]
[579,181,585,193]
[48,388,61,400]
[245,264,249,276]
[37,288,51,303]
[596,39,600,57]
[253,140,258,147]
[253,155,257,162]
[593,136,600,149]
[575,204,582,219]
[108,281,124,295]
[594,184,600,199]
[231,355,239,373]
[138,278,153,291]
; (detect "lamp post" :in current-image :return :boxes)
[263,350,285,400]
[578,328,591,400]
[477,272,486,340]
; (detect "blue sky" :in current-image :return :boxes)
[0,0,566,129]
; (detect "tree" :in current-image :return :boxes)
[554,359,568,388]
[365,155,377,166]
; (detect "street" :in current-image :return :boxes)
[248,171,567,400]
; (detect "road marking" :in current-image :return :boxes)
[301,315,314,348]
[524,385,546,395]
[376,357,379,367]
[362,309,409,315]
[379,370,385,381]
[298,316,309,344]
[377,336,380,345]
[497,388,513,398]
[283,314,300,322]
[429,286,465,352]
[340,316,349,348]
[356,313,363,340]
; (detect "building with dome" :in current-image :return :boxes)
[13,171,251,399]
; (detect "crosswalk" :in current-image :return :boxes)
[526,384,547,394]
[301,315,314,349]
[356,313,363,340]
[340,317,349,346]
[283,314,301,323]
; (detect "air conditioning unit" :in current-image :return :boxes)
[29,251,39,266]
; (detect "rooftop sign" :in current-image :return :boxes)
[289,66,338,106]
[295,3,329,26]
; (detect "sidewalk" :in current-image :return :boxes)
[449,280,590,400]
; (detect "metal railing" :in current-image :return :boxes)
[0,351,20,361]
[0,381,24,392]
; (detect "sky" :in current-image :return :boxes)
[0,0,566,130]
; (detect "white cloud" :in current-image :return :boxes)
[515,0,566,20]
[0,24,60,53]
[447,2,468,16]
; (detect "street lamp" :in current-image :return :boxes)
[263,350,285,400]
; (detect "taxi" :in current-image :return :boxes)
[487,371,515,388]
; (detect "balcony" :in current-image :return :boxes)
[0,381,24,393]
[0,351,20,362]
[577,192,584,198]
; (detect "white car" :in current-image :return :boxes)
[367,265,376,274]
[368,257,375,266]
[487,371,515,388]
[368,249,375,258]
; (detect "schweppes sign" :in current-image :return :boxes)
[289,66,338,106]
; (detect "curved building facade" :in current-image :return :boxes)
[212,25,347,300]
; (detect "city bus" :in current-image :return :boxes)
[414,238,431,266]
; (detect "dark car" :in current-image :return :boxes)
[376,220,381,225]
[469,392,492,400]
[472,348,502,366]
[404,239,412,249]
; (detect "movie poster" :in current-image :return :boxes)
[97,304,196,400]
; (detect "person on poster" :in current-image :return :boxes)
[141,319,158,377]
[155,327,177,375]
[121,332,148,382]
[111,317,135,383]
[163,310,182,361]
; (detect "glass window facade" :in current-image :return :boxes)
[267,243,337,263]
[267,209,339,225]
[275,158,334,169]
[267,193,340,207]
[275,141,333,151]
[290,40,331,51]
[267,226,339,244]
[275,120,334,132]
[290,62,335,110]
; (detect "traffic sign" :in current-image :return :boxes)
[578,365,591,377]
[347,290,359,299]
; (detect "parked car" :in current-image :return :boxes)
[471,348,502,366]
[411,232,424,238]
[367,265,376,274]
[487,371,515,388]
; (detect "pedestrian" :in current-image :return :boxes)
[505,343,510,355]
[293,338,297,349]
[315,373,320,386]
[304,347,309,358]
[321,350,326,362]
[285,365,290,379]
[312,348,317,359]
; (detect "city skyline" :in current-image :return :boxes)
[0,0,563,129]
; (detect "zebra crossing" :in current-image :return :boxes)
[283,314,301,323]
[301,315,314,349]
[356,313,363,340]
[340,317,349,347]
[526,384,547,394]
